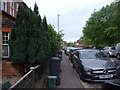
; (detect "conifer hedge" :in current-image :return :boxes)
[9,3,61,69]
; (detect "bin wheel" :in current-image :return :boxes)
[56,78,60,86]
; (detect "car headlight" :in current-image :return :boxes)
[84,68,92,74]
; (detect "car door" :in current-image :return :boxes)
[74,51,81,71]
[73,51,79,70]
[76,51,83,72]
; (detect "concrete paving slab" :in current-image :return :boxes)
[57,52,83,88]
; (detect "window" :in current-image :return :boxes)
[2,32,9,58]
[80,50,105,59]
[1,1,7,11]
[16,3,19,11]
[10,2,14,16]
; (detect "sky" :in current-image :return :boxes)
[23,0,114,43]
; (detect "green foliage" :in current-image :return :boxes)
[67,43,75,47]
[48,24,60,56]
[9,3,62,68]
[34,2,39,15]
[82,2,120,47]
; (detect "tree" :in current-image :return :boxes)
[9,4,44,74]
[67,43,75,47]
[34,2,39,15]
[113,1,120,44]
[9,4,32,73]
[41,16,51,59]
[48,24,60,56]
[82,2,119,47]
[9,3,63,74]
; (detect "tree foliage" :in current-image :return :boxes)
[82,2,120,47]
[67,43,75,47]
[47,24,60,56]
[9,3,62,71]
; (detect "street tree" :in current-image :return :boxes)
[82,2,120,47]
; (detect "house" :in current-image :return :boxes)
[0,1,29,84]
[0,1,28,59]
[61,41,67,47]
[74,40,85,47]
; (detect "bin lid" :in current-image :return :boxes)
[55,54,62,57]
[50,57,61,61]
[48,76,57,78]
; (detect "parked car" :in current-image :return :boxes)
[62,47,66,50]
[72,49,119,82]
[102,66,120,89]
[115,43,120,60]
[68,48,81,63]
[101,47,115,57]
[65,47,75,55]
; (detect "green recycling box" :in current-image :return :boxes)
[47,76,57,88]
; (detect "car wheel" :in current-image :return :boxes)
[117,54,120,60]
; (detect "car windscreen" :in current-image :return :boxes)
[79,50,106,59]
[67,47,76,50]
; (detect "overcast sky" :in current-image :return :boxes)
[23,0,114,42]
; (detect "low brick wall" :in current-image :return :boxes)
[2,60,20,76]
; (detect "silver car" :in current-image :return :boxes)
[101,47,115,57]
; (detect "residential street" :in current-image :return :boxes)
[1,0,120,89]
[57,52,102,88]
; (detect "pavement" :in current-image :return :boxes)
[57,52,83,88]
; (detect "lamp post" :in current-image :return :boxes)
[58,14,60,34]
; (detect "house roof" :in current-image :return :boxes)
[2,2,29,27]
[2,10,15,27]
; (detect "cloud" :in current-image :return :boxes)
[23,0,115,42]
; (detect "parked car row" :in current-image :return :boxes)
[101,43,120,60]
[68,48,82,63]
[72,49,120,82]
[64,47,74,55]
[63,44,120,88]
[101,47,115,57]
[64,47,120,82]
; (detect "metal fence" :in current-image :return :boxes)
[8,62,46,89]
